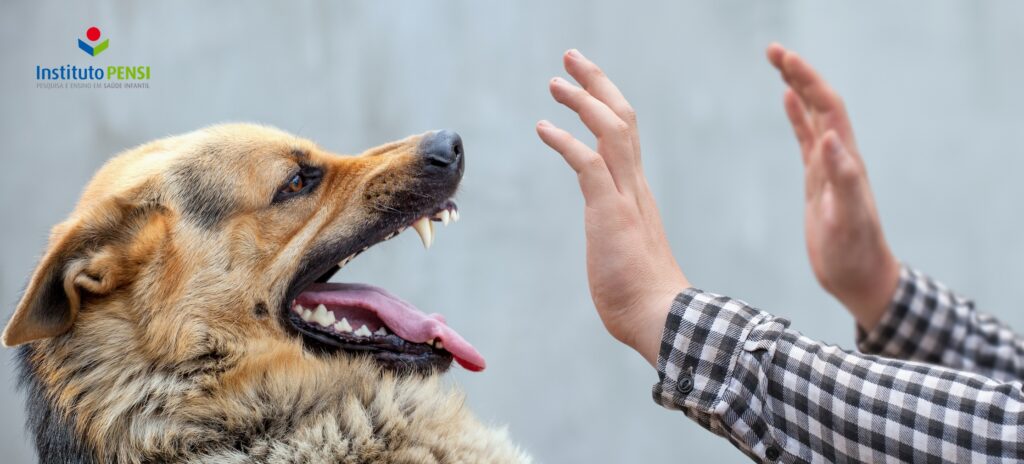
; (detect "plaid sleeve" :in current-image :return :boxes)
[653,288,1024,462]
[857,264,1024,382]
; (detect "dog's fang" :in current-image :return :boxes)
[439,209,450,226]
[451,209,459,222]
[412,217,433,249]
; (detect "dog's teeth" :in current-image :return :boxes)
[294,303,305,314]
[412,217,433,249]
[334,318,353,333]
[439,209,450,226]
[354,325,372,337]
[451,209,459,222]
[301,309,313,322]
[374,327,388,336]
[312,304,335,327]
[435,340,444,350]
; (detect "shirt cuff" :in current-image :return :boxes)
[855,263,972,363]
[652,288,787,414]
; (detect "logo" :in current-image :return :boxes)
[34,26,152,90]
[78,26,109,57]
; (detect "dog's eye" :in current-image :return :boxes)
[286,174,304,192]
[273,166,322,204]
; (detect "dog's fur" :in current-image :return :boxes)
[4,124,530,463]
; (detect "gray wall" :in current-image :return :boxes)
[3,1,1024,462]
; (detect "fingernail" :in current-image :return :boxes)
[551,77,565,85]
[537,120,553,129]
[567,49,583,59]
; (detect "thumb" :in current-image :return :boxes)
[822,131,861,194]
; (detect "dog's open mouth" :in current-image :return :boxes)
[283,201,485,374]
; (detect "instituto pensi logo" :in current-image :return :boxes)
[78,26,108,57]
[35,26,151,89]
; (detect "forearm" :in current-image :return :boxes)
[654,288,1024,462]
[857,264,1024,381]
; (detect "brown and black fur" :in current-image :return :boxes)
[4,124,530,463]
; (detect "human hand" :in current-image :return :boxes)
[766,43,900,331]
[536,50,689,367]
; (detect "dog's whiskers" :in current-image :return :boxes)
[370,201,405,214]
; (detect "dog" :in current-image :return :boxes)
[3,124,531,463]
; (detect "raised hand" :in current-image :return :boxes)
[536,50,689,366]
[766,43,900,331]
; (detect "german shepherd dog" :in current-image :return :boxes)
[3,124,531,463]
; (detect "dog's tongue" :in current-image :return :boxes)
[301,282,485,371]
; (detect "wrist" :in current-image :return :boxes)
[624,282,688,368]
[843,253,901,331]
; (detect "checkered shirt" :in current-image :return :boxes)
[652,265,1024,462]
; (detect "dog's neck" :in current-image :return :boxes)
[17,325,529,463]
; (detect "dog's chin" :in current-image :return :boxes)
[278,200,479,376]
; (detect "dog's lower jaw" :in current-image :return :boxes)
[18,341,531,464]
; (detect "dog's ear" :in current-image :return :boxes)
[3,195,166,347]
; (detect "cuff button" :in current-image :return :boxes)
[676,375,694,394]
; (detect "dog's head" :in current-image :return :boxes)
[3,123,484,375]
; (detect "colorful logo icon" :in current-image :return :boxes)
[78,27,109,57]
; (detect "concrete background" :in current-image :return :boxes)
[3,1,1024,462]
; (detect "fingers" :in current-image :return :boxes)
[779,51,857,143]
[563,49,637,129]
[536,120,618,203]
[821,131,861,193]
[766,43,785,68]
[779,53,842,114]
[767,43,859,157]
[549,77,627,138]
[805,134,829,200]
[805,130,863,204]
[765,43,791,84]
[549,76,638,189]
[783,89,814,163]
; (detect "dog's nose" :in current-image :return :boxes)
[418,130,464,173]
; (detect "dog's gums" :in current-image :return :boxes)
[284,201,486,373]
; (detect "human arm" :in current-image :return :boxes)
[536,48,688,367]
[765,43,899,333]
[537,49,1024,461]
[656,287,1024,462]
[768,44,1024,381]
[857,264,1024,382]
